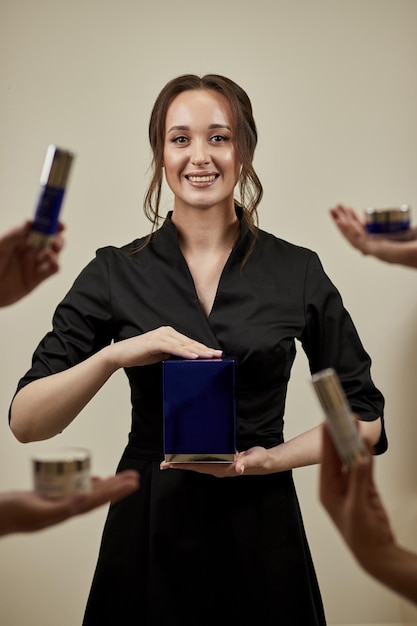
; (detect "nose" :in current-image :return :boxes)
[191,139,210,166]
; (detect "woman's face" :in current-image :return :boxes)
[163,89,241,212]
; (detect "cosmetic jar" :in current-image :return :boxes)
[32,447,91,500]
[365,205,411,234]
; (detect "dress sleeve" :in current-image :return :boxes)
[11,249,115,393]
[300,251,387,455]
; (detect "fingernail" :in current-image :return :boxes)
[208,349,223,357]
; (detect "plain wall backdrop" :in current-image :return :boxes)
[1,1,417,625]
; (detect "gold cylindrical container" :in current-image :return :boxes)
[311,368,368,467]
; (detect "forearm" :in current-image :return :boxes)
[358,542,417,606]
[364,238,417,269]
[10,327,221,443]
[0,494,19,536]
[10,345,118,443]
[266,418,381,473]
[266,425,323,472]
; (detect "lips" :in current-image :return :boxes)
[185,174,218,184]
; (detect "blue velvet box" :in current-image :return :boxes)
[163,358,236,462]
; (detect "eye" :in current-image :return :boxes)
[171,135,188,144]
[210,134,229,143]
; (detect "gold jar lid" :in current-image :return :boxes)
[32,447,91,475]
[365,204,411,224]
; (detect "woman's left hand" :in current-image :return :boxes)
[160,446,269,477]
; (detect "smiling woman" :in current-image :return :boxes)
[163,89,240,212]
[162,88,244,315]
[145,74,262,235]
[9,74,386,626]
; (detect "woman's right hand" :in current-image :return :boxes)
[109,326,223,368]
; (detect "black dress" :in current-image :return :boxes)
[13,210,386,625]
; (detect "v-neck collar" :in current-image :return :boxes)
[153,206,253,267]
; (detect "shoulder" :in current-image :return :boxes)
[250,228,332,292]
[256,228,320,263]
[68,240,148,290]
[92,236,149,265]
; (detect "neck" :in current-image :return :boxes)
[172,204,239,254]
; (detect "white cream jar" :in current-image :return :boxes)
[32,447,91,500]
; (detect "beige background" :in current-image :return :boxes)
[1,1,417,624]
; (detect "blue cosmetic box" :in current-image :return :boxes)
[162,358,236,462]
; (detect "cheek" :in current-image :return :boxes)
[221,149,240,174]
[225,154,241,181]
[163,149,186,176]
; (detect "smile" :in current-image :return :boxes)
[186,174,218,183]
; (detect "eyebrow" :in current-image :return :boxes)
[166,123,232,133]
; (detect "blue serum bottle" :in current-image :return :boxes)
[311,368,369,468]
[29,145,75,248]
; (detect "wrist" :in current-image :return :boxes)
[355,538,398,576]
[100,344,122,374]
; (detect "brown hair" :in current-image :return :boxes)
[144,74,263,239]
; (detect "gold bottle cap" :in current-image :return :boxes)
[40,145,75,189]
[311,368,347,413]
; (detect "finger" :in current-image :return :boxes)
[321,422,343,474]
[35,260,60,280]
[160,332,222,360]
[49,229,65,253]
[168,329,222,355]
[348,451,373,505]
[71,471,140,513]
[234,451,246,474]
[319,423,347,504]
[0,221,31,248]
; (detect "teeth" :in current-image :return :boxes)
[188,175,216,183]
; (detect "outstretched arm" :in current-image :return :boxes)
[162,418,381,478]
[320,422,417,605]
[330,204,417,269]
[0,470,140,536]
